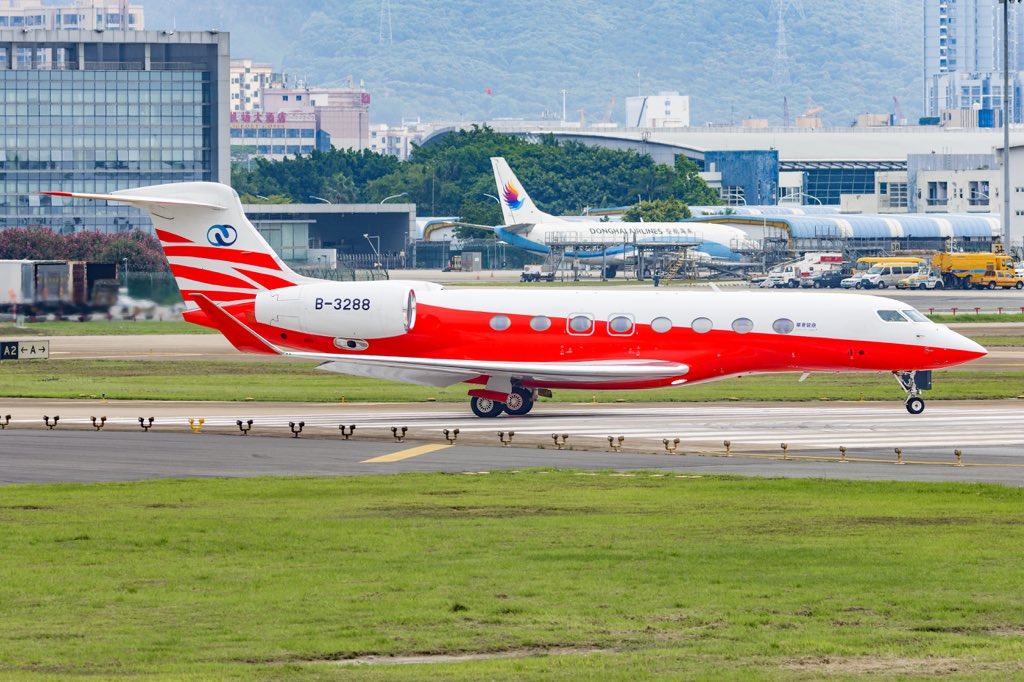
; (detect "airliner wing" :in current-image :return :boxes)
[495,223,534,235]
[444,221,534,234]
[191,294,687,388]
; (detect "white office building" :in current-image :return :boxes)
[0,0,144,30]
[924,0,1024,122]
[625,92,690,128]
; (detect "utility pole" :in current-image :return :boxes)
[1002,0,1020,250]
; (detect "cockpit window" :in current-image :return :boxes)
[876,310,908,322]
[902,309,929,323]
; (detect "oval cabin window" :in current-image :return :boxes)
[489,315,512,331]
[732,317,754,334]
[530,315,551,331]
[608,315,634,335]
[691,317,713,334]
[772,318,795,334]
[650,317,673,333]
[568,315,593,334]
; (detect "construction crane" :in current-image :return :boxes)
[802,96,823,118]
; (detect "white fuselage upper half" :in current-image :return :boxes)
[414,287,983,356]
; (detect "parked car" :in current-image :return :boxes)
[844,263,921,289]
[897,268,945,290]
[800,269,850,289]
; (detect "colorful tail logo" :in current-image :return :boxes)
[502,182,525,210]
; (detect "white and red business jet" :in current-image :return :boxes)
[43,182,986,417]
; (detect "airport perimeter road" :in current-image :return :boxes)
[1,399,1023,486]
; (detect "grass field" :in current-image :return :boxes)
[0,359,1021,402]
[1,473,1023,681]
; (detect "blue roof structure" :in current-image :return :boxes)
[687,213,1001,241]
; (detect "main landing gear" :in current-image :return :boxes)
[470,386,536,418]
[894,370,931,415]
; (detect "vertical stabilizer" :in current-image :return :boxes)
[490,157,553,225]
[41,182,306,308]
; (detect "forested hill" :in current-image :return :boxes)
[148,0,922,127]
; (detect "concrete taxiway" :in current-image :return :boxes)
[2,399,1022,486]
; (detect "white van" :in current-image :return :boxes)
[856,263,922,290]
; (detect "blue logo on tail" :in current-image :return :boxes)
[207,224,238,247]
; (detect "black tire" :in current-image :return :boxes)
[788,279,799,288]
[470,396,505,418]
[877,281,887,289]
[918,283,927,290]
[854,281,863,289]
[935,281,944,289]
[604,265,618,279]
[1016,281,1024,290]
[905,397,925,415]
[503,387,534,416]
[988,281,997,290]
[813,280,822,289]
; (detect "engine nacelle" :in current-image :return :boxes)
[254,281,438,342]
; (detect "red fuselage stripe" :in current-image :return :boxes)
[234,267,297,290]
[170,264,256,290]
[164,246,281,271]
[155,229,192,244]
[180,289,256,303]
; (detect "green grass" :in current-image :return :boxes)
[970,335,1024,347]
[928,313,1024,323]
[0,321,215,336]
[0,359,1020,402]
[2,473,1024,680]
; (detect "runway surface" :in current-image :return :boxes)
[2,399,1023,486]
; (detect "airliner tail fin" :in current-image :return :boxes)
[490,157,551,225]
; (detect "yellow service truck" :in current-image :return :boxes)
[932,252,1024,290]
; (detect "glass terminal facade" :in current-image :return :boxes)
[0,31,229,233]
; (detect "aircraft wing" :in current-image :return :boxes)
[190,294,687,388]
[312,355,689,388]
[496,223,533,235]
[441,221,534,234]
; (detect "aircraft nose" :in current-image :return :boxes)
[942,330,987,364]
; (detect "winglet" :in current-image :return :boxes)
[190,294,281,356]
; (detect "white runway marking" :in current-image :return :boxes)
[20,404,1024,452]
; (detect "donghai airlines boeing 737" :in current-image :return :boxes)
[43,182,985,417]
[490,157,754,275]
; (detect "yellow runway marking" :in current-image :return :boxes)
[362,444,452,463]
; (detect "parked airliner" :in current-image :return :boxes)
[490,157,754,276]
[43,182,986,417]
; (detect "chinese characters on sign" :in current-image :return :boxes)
[229,112,287,124]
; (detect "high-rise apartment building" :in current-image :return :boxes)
[924,0,1024,122]
[230,58,274,112]
[0,29,230,233]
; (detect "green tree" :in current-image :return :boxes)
[622,198,693,223]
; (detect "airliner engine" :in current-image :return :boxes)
[254,281,439,342]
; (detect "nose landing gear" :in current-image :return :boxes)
[894,370,930,415]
